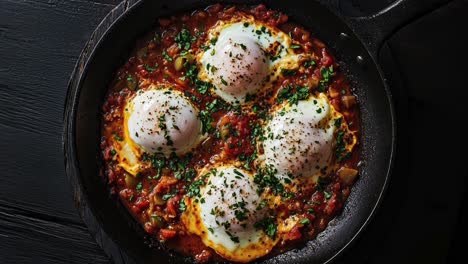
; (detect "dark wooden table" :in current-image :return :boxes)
[1,0,467,263]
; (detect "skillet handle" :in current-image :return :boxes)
[318,0,452,58]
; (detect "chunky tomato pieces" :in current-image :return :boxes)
[100,3,360,263]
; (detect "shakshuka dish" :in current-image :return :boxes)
[101,4,360,263]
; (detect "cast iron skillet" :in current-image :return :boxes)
[63,0,448,263]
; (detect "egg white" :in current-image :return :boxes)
[262,93,341,181]
[181,164,278,262]
[198,19,301,104]
[115,85,203,176]
[127,87,202,155]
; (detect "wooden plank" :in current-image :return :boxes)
[0,0,123,262]
[63,1,146,263]
[0,204,110,264]
[0,0,120,223]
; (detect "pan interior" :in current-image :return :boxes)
[70,0,394,263]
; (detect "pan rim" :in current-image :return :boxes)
[63,1,397,263]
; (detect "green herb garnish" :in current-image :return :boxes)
[277,85,310,106]
[281,68,297,76]
[316,66,334,92]
[162,50,173,61]
[303,60,316,67]
[175,28,193,50]
[254,217,277,238]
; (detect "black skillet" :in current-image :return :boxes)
[63,0,448,263]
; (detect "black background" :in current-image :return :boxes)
[1,0,467,263]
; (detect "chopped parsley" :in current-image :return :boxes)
[135,182,143,191]
[334,117,342,128]
[233,169,244,178]
[162,193,176,201]
[151,214,163,222]
[254,165,287,197]
[228,200,249,221]
[179,199,186,212]
[316,66,334,92]
[126,74,135,83]
[183,62,214,94]
[175,168,196,181]
[234,210,248,221]
[145,64,156,72]
[206,99,227,113]
[199,110,213,134]
[324,191,332,199]
[158,114,173,146]
[144,152,191,179]
[300,219,311,225]
[194,79,208,92]
[162,50,173,62]
[167,152,190,171]
[291,45,301,49]
[220,77,228,86]
[277,85,310,106]
[303,60,316,68]
[150,155,166,178]
[321,65,334,80]
[186,179,205,198]
[183,62,197,83]
[254,217,277,238]
[210,65,218,73]
[210,37,218,46]
[225,230,240,243]
[281,68,297,76]
[270,55,281,62]
[110,149,116,156]
[174,28,193,50]
[335,130,351,161]
[256,200,267,211]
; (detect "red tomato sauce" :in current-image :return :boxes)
[101,3,361,262]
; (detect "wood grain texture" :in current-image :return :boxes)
[0,0,123,262]
[0,0,121,222]
[64,2,145,264]
[0,204,111,264]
